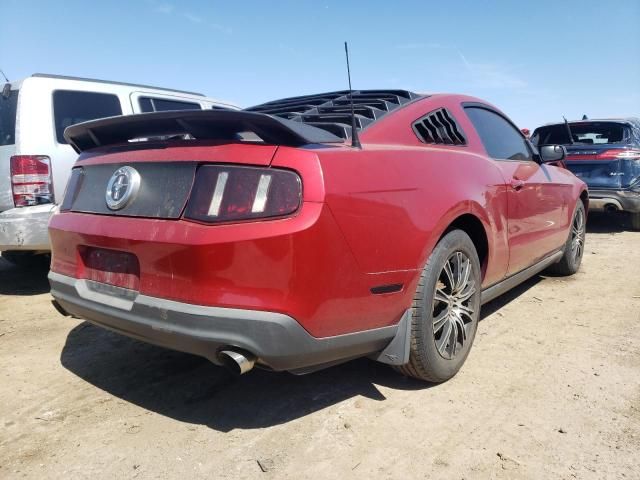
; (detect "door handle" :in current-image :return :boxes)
[510,179,525,191]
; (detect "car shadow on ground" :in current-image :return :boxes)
[58,212,627,432]
[480,275,543,320]
[60,322,431,432]
[0,256,50,296]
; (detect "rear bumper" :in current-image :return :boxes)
[0,204,56,251]
[588,189,640,213]
[49,271,398,372]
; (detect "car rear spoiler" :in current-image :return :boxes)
[63,110,344,153]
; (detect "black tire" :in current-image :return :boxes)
[630,212,640,231]
[1,251,50,269]
[396,230,481,383]
[546,201,586,276]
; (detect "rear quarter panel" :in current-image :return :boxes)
[318,143,510,290]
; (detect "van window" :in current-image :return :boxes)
[0,89,19,146]
[532,122,629,146]
[53,90,122,144]
[138,97,201,113]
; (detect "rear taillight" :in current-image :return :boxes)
[184,165,302,223]
[595,149,640,160]
[10,155,54,207]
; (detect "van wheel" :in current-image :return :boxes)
[395,230,481,383]
[630,212,640,231]
[546,202,586,276]
[1,251,49,269]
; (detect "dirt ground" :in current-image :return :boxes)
[0,213,638,480]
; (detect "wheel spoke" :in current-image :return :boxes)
[452,252,461,292]
[443,261,455,290]
[436,321,452,357]
[434,288,449,304]
[451,312,467,342]
[433,310,449,333]
[457,304,475,320]
[457,280,476,302]
[450,321,458,357]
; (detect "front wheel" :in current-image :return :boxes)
[546,201,586,276]
[630,212,640,231]
[396,230,481,383]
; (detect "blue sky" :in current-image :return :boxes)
[2,0,639,129]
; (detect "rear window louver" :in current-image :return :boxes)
[413,108,466,145]
[247,90,423,140]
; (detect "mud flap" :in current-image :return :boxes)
[371,308,411,365]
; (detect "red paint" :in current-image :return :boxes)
[49,94,587,338]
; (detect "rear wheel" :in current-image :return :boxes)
[396,230,481,383]
[630,212,640,231]
[546,202,586,276]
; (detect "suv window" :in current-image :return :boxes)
[139,97,201,113]
[532,122,629,146]
[465,106,533,161]
[53,90,122,144]
[0,88,19,146]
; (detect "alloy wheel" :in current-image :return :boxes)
[571,207,585,263]
[432,251,478,360]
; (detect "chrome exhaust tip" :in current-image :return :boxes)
[219,349,256,375]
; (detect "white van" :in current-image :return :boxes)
[0,73,237,265]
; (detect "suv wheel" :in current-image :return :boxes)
[396,230,481,383]
[630,212,640,231]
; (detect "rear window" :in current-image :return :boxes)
[532,122,629,146]
[0,88,19,146]
[138,97,201,112]
[54,90,122,144]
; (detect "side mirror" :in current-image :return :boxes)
[538,144,566,163]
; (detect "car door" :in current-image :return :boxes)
[464,105,567,276]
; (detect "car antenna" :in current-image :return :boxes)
[344,42,361,149]
[0,68,8,83]
[563,116,574,145]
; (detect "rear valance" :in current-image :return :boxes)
[63,110,344,153]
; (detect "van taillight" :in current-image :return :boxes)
[184,165,302,223]
[10,155,54,207]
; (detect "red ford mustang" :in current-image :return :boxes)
[48,90,588,382]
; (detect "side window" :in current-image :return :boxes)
[138,97,202,113]
[53,90,122,144]
[464,106,533,161]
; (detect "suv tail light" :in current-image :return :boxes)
[10,155,54,207]
[184,165,301,223]
[595,149,640,160]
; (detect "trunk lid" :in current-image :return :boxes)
[564,145,640,189]
[66,142,279,218]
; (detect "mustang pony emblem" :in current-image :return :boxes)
[105,166,141,210]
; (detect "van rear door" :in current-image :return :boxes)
[0,85,19,212]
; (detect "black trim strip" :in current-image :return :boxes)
[480,250,563,305]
